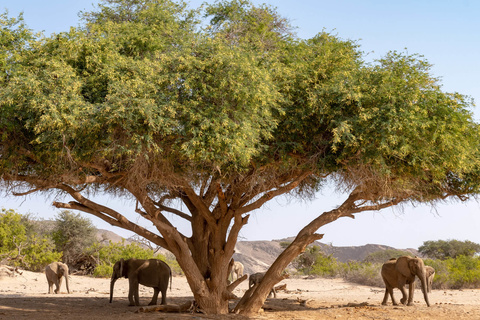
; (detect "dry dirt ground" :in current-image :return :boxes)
[2,269,480,320]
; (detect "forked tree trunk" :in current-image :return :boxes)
[234,232,323,314]
[235,203,359,314]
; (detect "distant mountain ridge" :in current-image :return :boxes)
[98,230,418,274]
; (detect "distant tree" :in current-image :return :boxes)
[363,249,413,264]
[52,211,97,266]
[419,240,480,260]
[2,0,480,314]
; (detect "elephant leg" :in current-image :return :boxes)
[399,285,408,305]
[58,276,63,293]
[128,279,139,306]
[47,280,54,294]
[381,288,390,305]
[54,279,60,294]
[407,282,415,306]
[160,287,167,305]
[149,288,160,306]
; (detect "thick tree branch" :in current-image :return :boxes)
[182,185,217,227]
[53,201,169,249]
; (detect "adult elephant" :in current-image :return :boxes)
[110,258,172,306]
[45,262,70,294]
[381,256,430,307]
[230,261,244,281]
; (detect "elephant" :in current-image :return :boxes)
[381,256,430,307]
[110,258,172,306]
[423,265,435,293]
[249,272,276,298]
[45,262,70,294]
[230,261,244,281]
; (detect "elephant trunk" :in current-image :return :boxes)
[419,273,430,307]
[65,275,70,294]
[110,278,117,303]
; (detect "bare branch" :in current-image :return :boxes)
[12,187,44,196]
[53,201,169,249]
[236,171,312,215]
[154,202,192,222]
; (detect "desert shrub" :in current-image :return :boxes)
[437,256,480,289]
[363,249,413,264]
[0,209,61,270]
[90,241,180,277]
[279,241,292,249]
[309,254,338,277]
[340,261,384,287]
[20,234,62,271]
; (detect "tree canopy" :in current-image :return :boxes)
[1,0,480,314]
[419,240,480,260]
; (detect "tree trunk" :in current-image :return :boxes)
[235,204,356,315]
[234,232,322,314]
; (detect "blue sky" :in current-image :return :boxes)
[2,0,480,249]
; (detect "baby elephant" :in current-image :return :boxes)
[249,272,276,298]
[45,261,70,294]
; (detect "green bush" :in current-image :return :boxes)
[0,209,61,270]
[20,235,62,271]
[90,241,176,277]
[340,261,384,287]
[309,254,338,277]
[436,255,480,289]
[363,249,413,264]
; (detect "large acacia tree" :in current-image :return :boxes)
[2,0,480,314]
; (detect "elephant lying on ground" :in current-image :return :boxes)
[249,272,276,298]
[381,256,430,307]
[45,262,70,294]
[110,258,172,306]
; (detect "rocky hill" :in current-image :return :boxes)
[98,230,418,274]
[232,239,418,274]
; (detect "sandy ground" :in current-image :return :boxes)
[1,269,480,320]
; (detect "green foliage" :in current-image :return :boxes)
[52,211,97,266]
[363,249,413,264]
[20,234,62,272]
[279,241,291,249]
[419,240,480,260]
[424,256,480,289]
[2,0,478,194]
[340,261,384,287]
[309,253,338,277]
[0,208,27,257]
[0,209,61,270]
[293,245,338,277]
[90,240,156,277]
